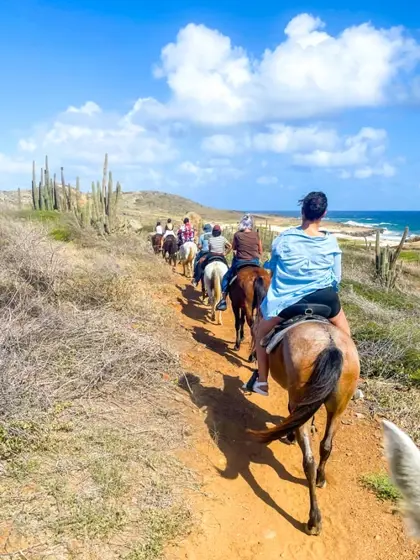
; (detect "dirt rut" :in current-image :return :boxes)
[168,277,420,560]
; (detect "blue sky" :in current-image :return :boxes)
[1,0,420,210]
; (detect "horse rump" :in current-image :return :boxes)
[248,344,343,443]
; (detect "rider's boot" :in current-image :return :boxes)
[216,293,228,311]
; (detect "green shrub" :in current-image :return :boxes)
[360,473,401,502]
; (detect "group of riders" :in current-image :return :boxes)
[152,191,351,398]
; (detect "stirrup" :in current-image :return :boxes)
[242,371,268,396]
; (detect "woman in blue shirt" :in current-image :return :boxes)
[249,191,351,397]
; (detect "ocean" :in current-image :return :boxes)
[266,211,420,239]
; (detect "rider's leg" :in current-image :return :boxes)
[245,316,281,396]
[329,309,351,337]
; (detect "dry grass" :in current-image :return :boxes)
[0,216,193,558]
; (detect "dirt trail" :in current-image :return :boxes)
[168,275,420,560]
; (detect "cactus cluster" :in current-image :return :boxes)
[31,154,122,233]
[375,227,409,290]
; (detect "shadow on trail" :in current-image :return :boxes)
[176,283,251,369]
[176,283,209,324]
[179,373,307,533]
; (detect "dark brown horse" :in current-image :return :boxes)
[228,266,271,354]
[162,235,177,268]
[151,233,163,254]
[248,322,360,535]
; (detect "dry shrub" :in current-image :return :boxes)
[365,380,420,445]
[0,217,179,423]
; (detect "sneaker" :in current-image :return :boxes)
[191,279,198,287]
[216,299,227,311]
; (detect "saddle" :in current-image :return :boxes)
[261,304,331,354]
[206,254,228,266]
[229,262,261,286]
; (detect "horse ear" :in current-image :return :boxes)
[382,420,420,538]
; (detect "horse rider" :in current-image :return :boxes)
[247,191,351,396]
[155,221,163,235]
[193,225,232,286]
[177,217,195,248]
[216,214,263,311]
[192,223,213,285]
[165,218,174,232]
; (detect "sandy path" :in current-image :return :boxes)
[168,274,420,560]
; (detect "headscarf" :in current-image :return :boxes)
[203,223,212,233]
[238,214,253,231]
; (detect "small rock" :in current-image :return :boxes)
[352,389,364,401]
[341,419,353,425]
[355,413,365,419]
[264,529,277,540]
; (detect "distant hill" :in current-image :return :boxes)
[121,190,244,224]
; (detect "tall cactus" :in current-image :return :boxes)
[31,161,38,210]
[30,154,122,233]
[375,227,409,290]
[38,167,44,210]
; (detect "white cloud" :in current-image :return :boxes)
[18,104,178,170]
[257,175,279,185]
[66,101,102,116]
[201,134,238,155]
[254,124,338,153]
[0,154,30,174]
[154,15,420,124]
[293,127,392,174]
[18,139,37,152]
[354,163,396,179]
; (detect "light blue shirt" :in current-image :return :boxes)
[261,227,342,319]
[199,232,211,252]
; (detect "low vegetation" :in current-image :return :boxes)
[360,472,401,502]
[0,214,193,558]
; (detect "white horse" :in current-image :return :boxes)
[204,260,228,325]
[179,241,197,278]
[383,420,420,539]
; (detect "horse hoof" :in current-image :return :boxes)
[305,523,322,536]
[234,344,240,351]
[316,479,327,489]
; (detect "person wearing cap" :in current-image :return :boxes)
[192,225,232,287]
[216,214,262,310]
[192,223,213,284]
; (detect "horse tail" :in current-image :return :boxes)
[212,265,222,303]
[248,344,343,444]
[252,275,268,314]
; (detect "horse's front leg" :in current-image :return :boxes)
[296,424,322,535]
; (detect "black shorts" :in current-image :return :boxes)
[279,287,341,319]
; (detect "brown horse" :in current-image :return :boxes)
[151,233,163,254]
[162,235,178,269]
[229,266,271,354]
[248,321,360,535]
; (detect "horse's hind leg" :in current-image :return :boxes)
[316,410,339,488]
[233,306,242,350]
[240,309,245,341]
[296,424,322,535]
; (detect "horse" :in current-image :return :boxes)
[151,233,163,254]
[247,321,360,536]
[162,236,178,269]
[179,241,197,278]
[204,260,228,325]
[228,266,271,354]
[383,420,420,539]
